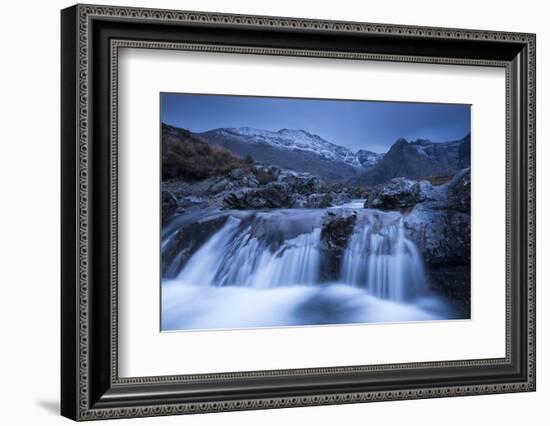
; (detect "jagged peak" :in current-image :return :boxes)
[388,138,409,150]
[356,148,379,155]
[199,126,384,169]
[278,128,305,134]
[412,138,432,145]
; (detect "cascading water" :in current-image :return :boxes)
[162,204,454,331]
[341,217,427,301]
[176,216,322,288]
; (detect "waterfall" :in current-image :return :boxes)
[341,217,427,301]
[162,207,451,332]
[176,213,322,288]
[169,208,427,301]
[175,216,242,287]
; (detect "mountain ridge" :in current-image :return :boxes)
[349,134,471,186]
[162,122,470,186]
[198,126,382,182]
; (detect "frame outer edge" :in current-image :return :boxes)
[67,4,536,421]
[61,4,80,422]
[527,33,536,390]
[76,2,90,420]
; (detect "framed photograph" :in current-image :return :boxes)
[61,4,536,421]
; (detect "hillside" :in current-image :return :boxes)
[162,123,251,181]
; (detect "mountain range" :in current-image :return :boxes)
[163,123,470,186]
[198,127,382,182]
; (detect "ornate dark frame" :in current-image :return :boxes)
[61,3,536,421]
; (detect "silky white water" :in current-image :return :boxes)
[176,218,321,288]
[341,218,426,301]
[162,205,458,331]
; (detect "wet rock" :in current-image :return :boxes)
[289,175,329,195]
[162,215,230,277]
[344,186,363,199]
[403,169,471,312]
[221,167,356,210]
[328,191,352,207]
[448,169,471,213]
[260,182,295,208]
[208,177,232,195]
[161,190,178,224]
[319,210,357,281]
[290,194,308,208]
[229,168,246,180]
[180,196,204,208]
[223,182,295,209]
[252,166,280,185]
[241,174,259,187]
[175,165,357,211]
[223,189,263,209]
[365,177,425,210]
[428,265,471,318]
[305,193,333,208]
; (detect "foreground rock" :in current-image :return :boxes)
[403,169,471,315]
[161,190,178,224]
[365,177,425,210]
[162,215,229,277]
[163,165,363,214]
[223,182,295,209]
[319,210,357,281]
[448,169,471,213]
[222,167,352,210]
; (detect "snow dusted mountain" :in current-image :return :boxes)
[356,149,384,168]
[350,135,471,186]
[198,127,382,182]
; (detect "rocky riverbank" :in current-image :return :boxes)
[403,169,471,314]
[162,165,471,315]
[162,165,363,222]
[359,169,471,313]
[304,169,471,314]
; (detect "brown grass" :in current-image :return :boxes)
[423,174,454,186]
[162,124,251,181]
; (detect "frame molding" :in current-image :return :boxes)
[61,3,535,421]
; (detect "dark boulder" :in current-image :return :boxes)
[228,168,259,187]
[189,165,357,210]
[161,190,178,224]
[403,169,471,313]
[428,265,471,318]
[448,169,471,213]
[328,191,352,207]
[179,195,205,209]
[305,193,333,208]
[228,168,246,180]
[223,182,294,209]
[252,165,280,185]
[344,186,363,199]
[319,210,357,281]
[365,177,425,210]
[223,189,263,209]
[207,177,233,195]
[260,182,295,208]
[292,175,329,195]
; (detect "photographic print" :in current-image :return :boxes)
[160,94,471,332]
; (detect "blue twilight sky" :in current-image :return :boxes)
[161,93,471,154]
